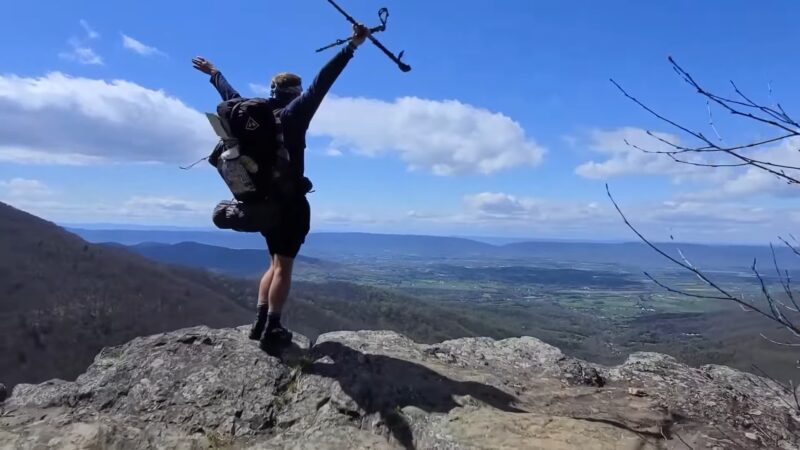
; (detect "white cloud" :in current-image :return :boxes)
[644,200,772,225]
[0,72,215,165]
[464,192,528,216]
[3,193,212,226]
[122,196,206,214]
[310,96,545,176]
[0,147,106,165]
[325,147,343,157]
[121,33,165,57]
[575,127,699,179]
[315,210,383,224]
[577,127,800,200]
[249,83,271,96]
[59,38,103,66]
[0,178,53,199]
[59,21,102,65]
[681,137,800,200]
[404,191,800,242]
[314,193,610,231]
[80,19,100,39]
[463,192,607,224]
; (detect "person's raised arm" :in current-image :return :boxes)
[192,56,241,101]
[290,24,370,125]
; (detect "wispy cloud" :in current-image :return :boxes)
[576,127,800,201]
[121,33,165,57]
[59,37,103,65]
[59,20,103,65]
[0,178,54,199]
[79,19,100,39]
[123,196,206,213]
[575,127,695,179]
[249,83,271,96]
[2,192,212,227]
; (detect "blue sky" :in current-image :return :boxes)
[1,0,799,243]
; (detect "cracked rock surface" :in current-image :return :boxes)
[1,326,798,449]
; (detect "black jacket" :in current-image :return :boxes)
[209,45,356,179]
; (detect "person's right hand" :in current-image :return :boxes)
[350,24,370,48]
[192,56,218,75]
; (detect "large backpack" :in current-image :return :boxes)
[207,97,291,202]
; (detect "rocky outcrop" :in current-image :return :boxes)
[1,326,798,449]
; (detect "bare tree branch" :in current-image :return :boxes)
[770,243,800,313]
[779,236,800,258]
[610,56,800,419]
[606,184,800,336]
[610,56,800,185]
[750,365,799,412]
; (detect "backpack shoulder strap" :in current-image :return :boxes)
[269,102,291,162]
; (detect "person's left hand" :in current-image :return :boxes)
[192,56,218,75]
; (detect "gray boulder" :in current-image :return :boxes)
[1,326,798,449]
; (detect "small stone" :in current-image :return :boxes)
[745,432,759,441]
[627,388,647,397]
[749,409,762,416]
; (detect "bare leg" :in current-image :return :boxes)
[258,257,276,306]
[249,254,276,340]
[268,254,295,314]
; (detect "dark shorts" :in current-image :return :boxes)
[261,196,310,258]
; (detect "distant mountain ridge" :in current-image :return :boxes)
[70,227,800,270]
[0,202,252,389]
[3,204,537,389]
[124,241,332,278]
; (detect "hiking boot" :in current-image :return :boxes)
[259,327,293,355]
[249,305,269,341]
[248,320,266,341]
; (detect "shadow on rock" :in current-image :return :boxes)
[306,341,526,450]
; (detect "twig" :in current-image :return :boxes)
[712,424,749,450]
[779,236,800,258]
[674,431,695,450]
[610,57,800,185]
[606,184,796,331]
[770,243,800,313]
[751,364,800,413]
[707,101,725,144]
[751,259,784,322]
[746,414,778,448]
[759,333,800,347]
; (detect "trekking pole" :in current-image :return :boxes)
[320,0,411,72]
[315,7,388,52]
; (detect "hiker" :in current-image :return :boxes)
[192,23,370,353]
